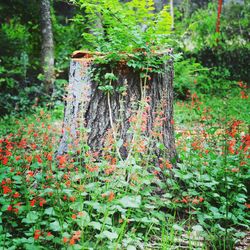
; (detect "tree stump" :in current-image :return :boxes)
[58,50,177,162]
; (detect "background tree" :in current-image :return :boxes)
[216,0,223,41]
[40,0,55,95]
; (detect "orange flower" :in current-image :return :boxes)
[231,168,240,173]
[69,238,75,245]
[72,231,81,240]
[63,237,68,243]
[69,196,76,202]
[72,214,77,219]
[108,192,115,202]
[47,153,52,161]
[165,161,172,169]
[104,165,116,175]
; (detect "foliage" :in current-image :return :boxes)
[0,86,249,249]
[176,1,250,85]
[0,18,41,115]
[71,0,172,53]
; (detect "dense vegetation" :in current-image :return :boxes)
[0,0,249,249]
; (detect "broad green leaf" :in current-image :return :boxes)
[89,221,102,230]
[76,212,90,228]
[118,195,141,208]
[44,207,56,216]
[97,230,118,240]
[173,224,184,231]
[50,220,61,231]
[22,211,39,224]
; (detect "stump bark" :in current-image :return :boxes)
[58,51,177,162]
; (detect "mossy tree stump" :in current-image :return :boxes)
[58,50,177,162]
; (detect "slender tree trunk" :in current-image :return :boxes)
[40,0,54,95]
[216,0,223,43]
[170,0,174,30]
[58,51,177,163]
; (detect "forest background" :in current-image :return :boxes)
[0,0,249,249]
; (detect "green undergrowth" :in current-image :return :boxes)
[0,90,249,250]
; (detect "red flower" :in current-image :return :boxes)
[72,214,77,219]
[63,237,68,243]
[240,91,248,99]
[34,230,41,240]
[13,208,19,213]
[69,196,76,202]
[13,192,20,198]
[3,185,12,194]
[199,197,204,202]
[181,197,188,203]
[30,199,36,207]
[2,157,8,165]
[39,198,46,207]
[47,153,52,161]
[57,155,67,165]
[47,232,53,237]
[7,205,12,211]
[35,155,42,163]
[15,156,21,161]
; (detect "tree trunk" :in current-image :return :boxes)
[58,51,177,163]
[40,0,54,95]
[170,0,175,30]
[216,0,223,43]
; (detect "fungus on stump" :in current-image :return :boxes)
[58,50,177,162]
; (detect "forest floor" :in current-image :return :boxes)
[0,92,249,249]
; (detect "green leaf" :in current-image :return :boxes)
[76,212,90,228]
[70,202,83,211]
[89,221,102,230]
[173,224,184,231]
[50,220,61,231]
[22,211,39,224]
[192,225,203,232]
[44,207,56,216]
[118,195,141,208]
[97,230,118,241]
[127,246,137,250]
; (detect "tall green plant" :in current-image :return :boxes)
[70,0,172,52]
